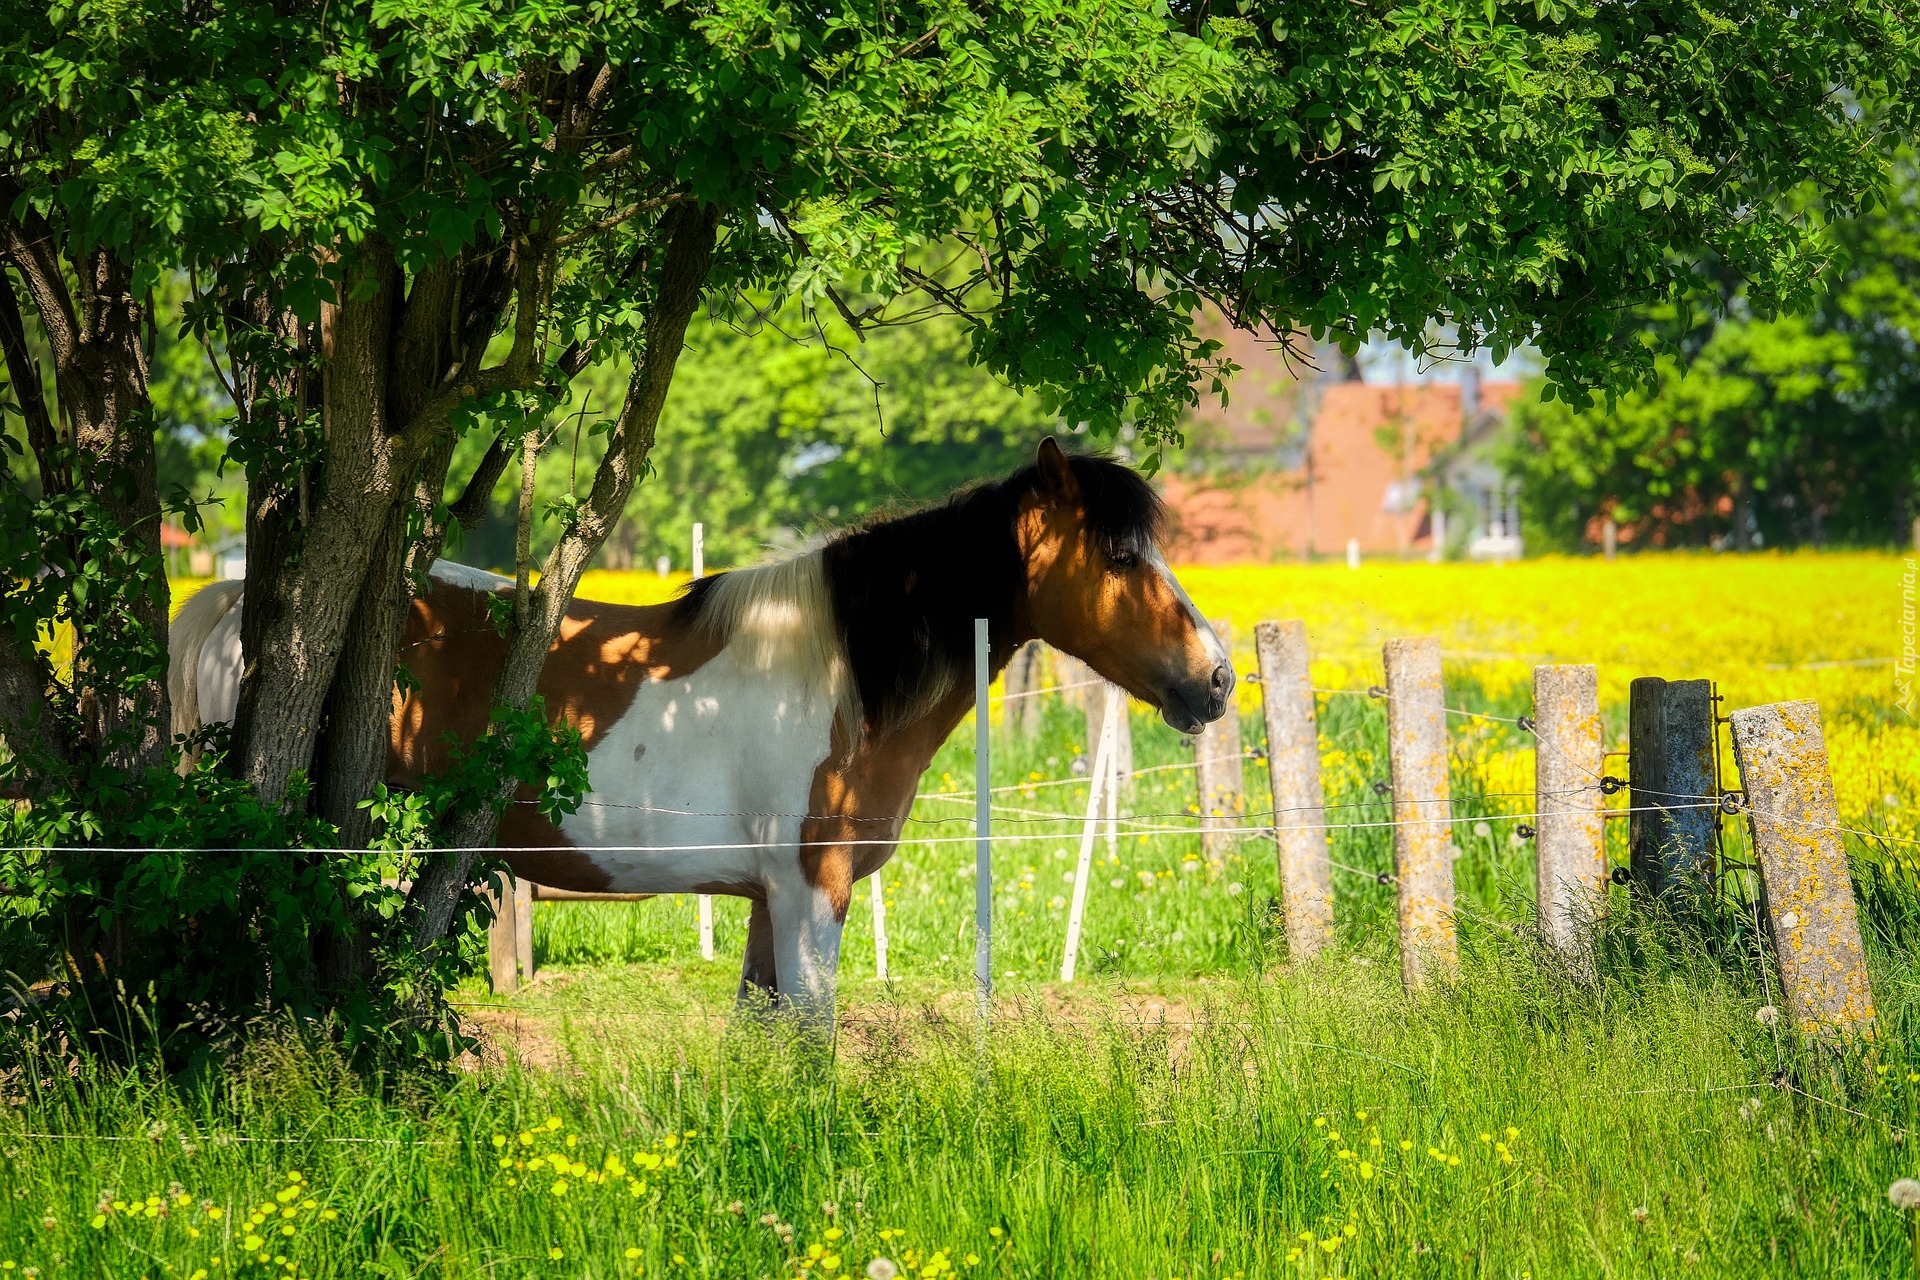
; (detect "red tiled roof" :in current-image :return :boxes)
[1162,381,1518,562]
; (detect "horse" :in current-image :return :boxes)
[170,438,1233,1020]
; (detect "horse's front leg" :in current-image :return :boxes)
[736,897,779,1010]
[767,868,848,1033]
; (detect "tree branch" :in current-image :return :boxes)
[0,265,63,494]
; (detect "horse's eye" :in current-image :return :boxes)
[1107,549,1138,572]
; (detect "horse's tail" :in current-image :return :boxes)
[168,579,244,765]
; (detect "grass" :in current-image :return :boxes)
[9,551,1914,1278]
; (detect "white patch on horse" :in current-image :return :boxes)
[428,560,512,592]
[1150,549,1230,669]
[550,548,852,1006]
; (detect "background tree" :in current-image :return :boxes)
[1504,155,1920,551]
[0,0,1911,1036]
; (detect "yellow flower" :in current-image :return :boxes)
[207,1207,224,1220]
[493,1134,507,1147]
[319,1210,338,1222]
[546,1117,563,1131]
[1506,1126,1520,1141]
[549,1247,565,1260]
[626,1249,643,1260]
[1398,1140,1413,1151]
[281,1225,295,1237]
[1358,1162,1374,1180]
[964,1256,979,1267]
[824,1228,844,1242]
[243,1236,265,1252]
[1448,1155,1461,1167]
[566,1134,579,1147]
[1343,1224,1357,1238]
[822,1257,842,1272]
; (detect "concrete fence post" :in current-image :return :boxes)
[1194,619,1245,858]
[1533,665,1606,961]
[1629,677,1716,906]
[1255,620,1333,960]
[1385,636,1456,990]
[1729,701,1876,1035]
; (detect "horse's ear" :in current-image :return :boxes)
[1035,436,1080,505]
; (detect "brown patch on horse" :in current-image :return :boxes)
[796,684,978,921]
[390,576,726,861]
[1016,490,1202,706]
[392,578,724,776]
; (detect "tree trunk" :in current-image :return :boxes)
[407,203,719,949]
[230,246,412,805]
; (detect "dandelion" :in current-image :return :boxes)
[728,1201,745,1215]
[627,1249,643,1260]
[866,1261,899,1280]
[1398,1140,1413,1151]
[550,1247,565,1260]
[1755,1006,1780,1027]
[1892,1179,1920,1210]
[1359,1161,1374,1180]
[1630,1206,1649,1223]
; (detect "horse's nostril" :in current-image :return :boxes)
[1209,664,1232,698]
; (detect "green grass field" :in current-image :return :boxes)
[7,554,1920,1279]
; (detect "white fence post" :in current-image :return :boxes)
[974,617,993,1021]
[1385,636,1456,991]
[693,520,714,962]
[870,873,889,982]
[1060,687,1119,982]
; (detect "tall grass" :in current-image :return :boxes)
[6,928,1918,1279]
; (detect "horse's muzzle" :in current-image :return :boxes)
[1159,662,1234,734]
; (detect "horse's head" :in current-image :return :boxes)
[1016,438,1233,734]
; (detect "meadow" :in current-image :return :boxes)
[9,551,1918,1279]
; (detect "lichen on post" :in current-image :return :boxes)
[1729,700,1876,1036]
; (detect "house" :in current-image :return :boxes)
[1161,327,1521,562]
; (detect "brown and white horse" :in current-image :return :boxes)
[170,439,1232,1018]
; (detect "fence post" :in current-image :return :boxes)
[974,616,993,1022]
[1729,701,1876,1035]
[1060,689,1119,982]
[1385,636,1456,990]
[1533,664,1606,962]
[1194,619,1245,858]
[514,875,534,985]
[487,879,518,994]
[870,873,889,982]
[692,520,715,961]
[1004,642,1044,737]
[1053,651,1094,711]
[1255,620,1333,960]
[1629,677,1716,906]
[1087,679,1134,789]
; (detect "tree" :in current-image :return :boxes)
[0,0,1911,1032]
[447,305,1064,572]
[1504,155,1920,551]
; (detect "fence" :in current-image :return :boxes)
[491,618,1886,1042]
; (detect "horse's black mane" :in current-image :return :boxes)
[676,451,1162,732]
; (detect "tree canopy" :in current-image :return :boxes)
[1504,155,1920,551]
[1,0,1912,1039]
